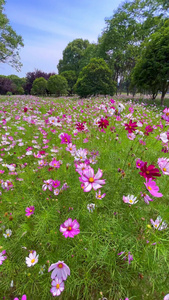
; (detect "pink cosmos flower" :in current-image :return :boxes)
[127,132,136,140]
[49,158,60,169]
[14,295,26,300]
[162,108,169,121]
[144,178,163,197]
[140,192,153,205]
[74,148,88,162]
[60,218,80,238]
[95,190,106,199]
[136,159,145,169]
[79,167,105,192]
[50,277,64,297]
[129,107,134,113]
[164,294,169,300]
[48,261,70,280]
[25,206,35,217]
[118,251,133,264]
[75,163,90,175]
[66,143,76,154]
[60,133,72,144]
[42,179,53,191]
[157,157,169,175]
[0,250,7,265]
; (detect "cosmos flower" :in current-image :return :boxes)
[139,162,161,180]
[25,206,35,217]
[157,157,169,175]
[59,133,72,144]
[49,158,61,169]
[48,261,70,280]
[162,108,169,122]
[42,179,53,191]
[123,195,138,204]
[50,277,64,296]
[164,294,169,300]
[98,118,109,129]
[87,203,96,212]
[26,251,39,267]
[60,218,80,238]
[144,178,163,197]
[3,229,12,238]
[140,192,153,205]
[14,295,27,300]
[125,120,137,133]
[0,250,7,265]
[136,159,145,169]
[79,167,105,192]
[95,190,106,199]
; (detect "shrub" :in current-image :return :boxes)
[60,70,77,95]
[47,75,68,96]
[31,77,47,95]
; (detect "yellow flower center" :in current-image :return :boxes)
[155,224,158,227]
[89,177,94,183]
[80,156,83,159]
[148,186,152,190]
[67,226,72,231]
[166,112,169,116]
[58,263,63,268]
[163,168,166,171]
[98,195,101,198]
[30,210,32,212]
[146,171,149,174]
[7,233,10,236]
[56,284,60,289]
[129,200,133,203]
[31,258,35,263]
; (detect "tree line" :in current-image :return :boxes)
[0,0,169,103]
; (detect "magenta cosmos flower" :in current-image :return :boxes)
[144,178,163,197]
[25,206,35,217]
[50,277,64,296]
[125,120,137,133]
[0,250,7,265]
[48,261,70,280]
[14,295,26,300]
[79,167,105,192]
[60,218,80,238]
[139,162,161,180]
[60,133,72,144]
[49,158,61,169]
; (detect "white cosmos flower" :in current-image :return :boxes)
[26,251,39,267]
[3,229,12,238]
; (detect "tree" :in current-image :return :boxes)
[7,75,26,94]
[60,70,77,95]
[131,20,169,104]
[0,0,24,70]
[0,75,15,94]
[74,58,116,97]
[47,75,68,97]
[57,39,90,76]
[25,69,55,94]
[31,77,47,95]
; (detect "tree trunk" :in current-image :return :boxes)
[161,91,165,106]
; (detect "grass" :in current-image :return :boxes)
[0,95,168,300]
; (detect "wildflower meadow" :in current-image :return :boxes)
[0,95,169,300]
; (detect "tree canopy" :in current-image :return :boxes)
[0,0,24,71]
[74,58,116,97]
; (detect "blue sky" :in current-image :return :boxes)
[1,0,122,77]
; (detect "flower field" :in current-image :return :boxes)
[0,95,169,300]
